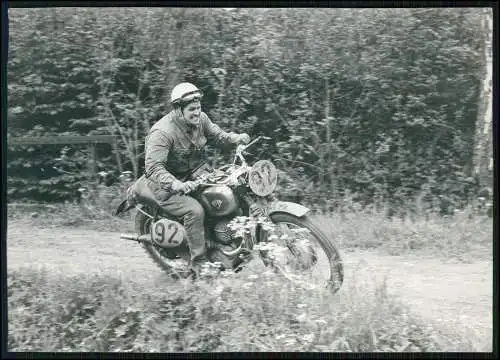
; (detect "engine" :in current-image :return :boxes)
[213,219,237,244]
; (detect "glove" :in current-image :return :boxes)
[236,133,250,145]
[171,180,198,194]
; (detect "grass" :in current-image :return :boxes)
[313,207,492,262]
[6,192,492,352]
[7,200,135,233]
[6,181,136,232]
[7,264,482,352]
[7,195,492,261]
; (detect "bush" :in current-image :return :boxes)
[7,176,134,233]
[7,8,490,211]
[7,265,482,352]
[312,199,492,261]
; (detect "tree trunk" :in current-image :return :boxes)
[325,78,338,202]
[212,56,227,169]
[472,9,493,188]
[233,50,241,132]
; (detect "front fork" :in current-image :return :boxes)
[207,194,269,271]
[242,194,317,272]
[238,194,278,266]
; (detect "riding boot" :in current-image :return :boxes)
[190,252,223,279]
[190,253,208,279]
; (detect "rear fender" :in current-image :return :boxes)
[114,198,134,216]
[267,201,310,218]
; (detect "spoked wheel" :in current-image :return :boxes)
[135,210,192,279]
[265,213,344,294]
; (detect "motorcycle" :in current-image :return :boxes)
[114,136,344,293]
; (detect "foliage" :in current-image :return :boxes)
[314,204,492,262]
[7,8,106,201]
[7,263,484,352]
[7,175,135,231]
[7,8,490,213]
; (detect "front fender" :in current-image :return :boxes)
[267,201,311,218]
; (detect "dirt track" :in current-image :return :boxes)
[7,220,492,350]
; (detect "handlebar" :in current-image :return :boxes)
[242,135,271,151]
[181,136,272,193]
[234,136,271,164]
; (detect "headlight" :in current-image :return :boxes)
[248,160,278,196]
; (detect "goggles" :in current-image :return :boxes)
[178,90,203,103]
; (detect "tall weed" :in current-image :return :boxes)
[7,188,492,259]
[7,266,482,352]
[313,196,492,261]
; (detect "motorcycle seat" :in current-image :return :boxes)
[131,175,164,212]
[128,175,182,222]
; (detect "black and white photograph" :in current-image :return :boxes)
[5,4,494,353]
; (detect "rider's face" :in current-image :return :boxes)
[182,100,201,126]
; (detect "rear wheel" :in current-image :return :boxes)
[267,213,344,293]
[135,209,191,279]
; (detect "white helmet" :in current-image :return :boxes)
[170,82,203,105]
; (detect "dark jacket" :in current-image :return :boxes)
[144,109,239,190]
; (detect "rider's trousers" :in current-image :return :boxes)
[155,192,207,264]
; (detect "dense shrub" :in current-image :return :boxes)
[7,8,491,213]
[8,265,483,352]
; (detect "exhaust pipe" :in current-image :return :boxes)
[220,242,253,258]
[220,245,243,257]
[120,233,154,245]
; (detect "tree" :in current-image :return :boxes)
[472,8,493,190]
[6,8,488,212]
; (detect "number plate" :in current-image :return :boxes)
[151,219,185,248]
[249,160,278,196]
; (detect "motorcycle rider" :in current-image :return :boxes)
[144,82,250,276]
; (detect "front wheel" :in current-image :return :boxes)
[267,212,344,293]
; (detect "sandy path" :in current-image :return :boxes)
[7,220,492,350]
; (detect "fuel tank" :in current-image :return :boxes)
[198,185,239,217]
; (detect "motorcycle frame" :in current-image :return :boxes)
[122,136,313,257]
